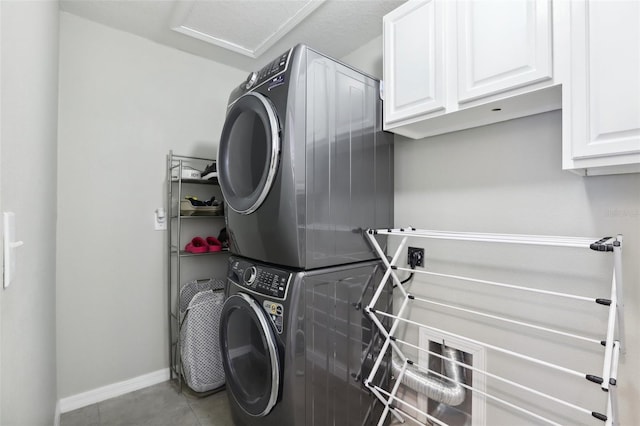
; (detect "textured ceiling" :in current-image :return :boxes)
[171,1,326,58]
[59,0,404,72]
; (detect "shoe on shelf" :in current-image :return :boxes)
[201,162,217,180]
[217,227,229,249]
[172,166,201,180]
[186,196,219,206]
[185,196,206,206]
[185,237,208,254]
[206,236,223,252]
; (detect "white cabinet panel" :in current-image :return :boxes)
[382,0,640,174]
[383,0,558,138]
[383,0,445,127]
[457,0,552,103]
[563,0,640,174]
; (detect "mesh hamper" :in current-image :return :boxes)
[179,278,226,392]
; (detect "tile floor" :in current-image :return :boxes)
[60,381,233,426]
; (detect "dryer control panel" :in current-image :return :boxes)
[228,257,291,300]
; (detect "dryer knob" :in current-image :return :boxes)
[244,266,257,285]
[244,72,258,90]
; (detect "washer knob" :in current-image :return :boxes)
[244,72,258,90]
[243,266,257,285]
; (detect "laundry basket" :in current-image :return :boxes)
[179,278,226,392]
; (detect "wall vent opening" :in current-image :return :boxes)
[418,328,487,426]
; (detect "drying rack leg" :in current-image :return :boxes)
[613,236,625,354]
[601,272,617,391]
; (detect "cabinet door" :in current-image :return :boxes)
[383,0,445,127]
[564,0,640,171]
[457,0,552,104]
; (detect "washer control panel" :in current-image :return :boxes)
[228,258,291,300]
[263,300,284,334]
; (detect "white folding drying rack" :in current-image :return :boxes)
[364,228,625,426]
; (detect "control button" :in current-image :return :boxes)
[243,266,257,285]
[244,72,258,90]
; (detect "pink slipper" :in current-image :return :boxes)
[185,237,208,253]
[206,236,222,252]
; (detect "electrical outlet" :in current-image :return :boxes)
[407,247,424,268]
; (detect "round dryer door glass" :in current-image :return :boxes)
[220,293,280,417]
[218,92,280,215]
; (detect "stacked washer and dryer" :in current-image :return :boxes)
[217,44,393,426]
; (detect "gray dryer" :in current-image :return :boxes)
[217,44,393,269]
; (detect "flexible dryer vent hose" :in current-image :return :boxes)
[391,346,466,407]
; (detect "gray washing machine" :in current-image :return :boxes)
[217,44,393,269]
[219,255,391,426]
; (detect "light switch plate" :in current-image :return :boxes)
[154,208,167,231]
[3,212,23,288]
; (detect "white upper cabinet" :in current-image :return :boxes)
[456,0,552,103]
[384,0,640,175]
[383,0,560,140]
[383,0,445,126]
[559,0,640,175]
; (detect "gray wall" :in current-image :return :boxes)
[56,13,244,399]
[0,1,59,424]
[344,39,640,424]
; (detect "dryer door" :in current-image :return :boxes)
[219,292,280,417]
[218,92,280,215]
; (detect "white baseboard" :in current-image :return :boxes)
[53,400,61,426]
[58,368,170,414]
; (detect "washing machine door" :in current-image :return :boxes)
[218,92,280,215]
[220,292,280,417]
